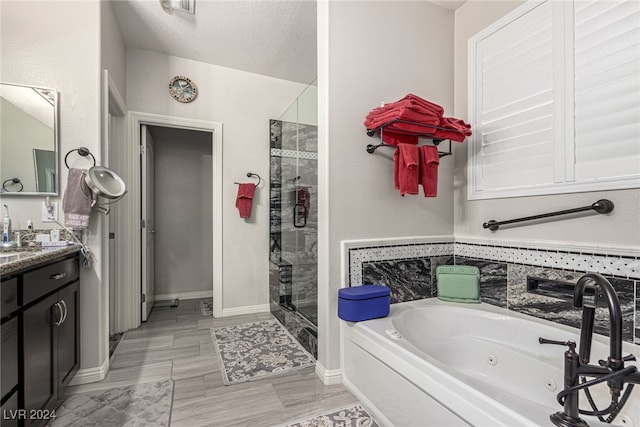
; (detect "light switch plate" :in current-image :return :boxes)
[42,201,58,222]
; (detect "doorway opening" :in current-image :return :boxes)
[118,112,222,331]
[140,125,214,321]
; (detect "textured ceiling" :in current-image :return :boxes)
[111,0,318,84]
[112,1,467,85]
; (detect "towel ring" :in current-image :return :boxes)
[247,172,262,187]
[2,178,23,192]
[65,147,96,169]
[234,172,262,187]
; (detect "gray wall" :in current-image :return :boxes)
[126,48,308,311]
[150,126,213,297]
[453,0,640,247]
[320,1,456,371]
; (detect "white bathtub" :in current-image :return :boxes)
[341,298,640,427]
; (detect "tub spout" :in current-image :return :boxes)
[543,273,638,427]
[573,273,623,370]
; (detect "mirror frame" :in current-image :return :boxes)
[0,81,59,197]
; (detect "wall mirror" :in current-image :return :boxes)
[1,82,58,196]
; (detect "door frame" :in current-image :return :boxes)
[140,125,156,321]
[123,112,222,327]
[103,70,127,361]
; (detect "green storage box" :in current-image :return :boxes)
[436,265,481,303]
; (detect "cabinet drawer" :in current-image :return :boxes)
[1,278,18,317]
[23,258,79,306]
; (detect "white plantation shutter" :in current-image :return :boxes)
[573,0,640,181]
[468,0,640,199]
[473,1,555,192]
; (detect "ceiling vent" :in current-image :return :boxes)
[160,0,195,15]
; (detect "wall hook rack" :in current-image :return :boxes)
[365,118,459,158]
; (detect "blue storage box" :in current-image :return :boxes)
[338,284,391,322]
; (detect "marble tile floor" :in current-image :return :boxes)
[64,299,358,427]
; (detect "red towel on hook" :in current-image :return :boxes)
[236,183,256,218]
[419,145,440,197]
[394,144,420,196]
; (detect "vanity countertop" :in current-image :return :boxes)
[0,245,81,276]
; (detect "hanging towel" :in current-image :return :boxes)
[394,144,420,196]
[62,168,93,230]
[296,186,310,219]
[236,183,256,219]
[419,145,440,197]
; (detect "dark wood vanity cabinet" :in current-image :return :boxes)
[1,253,80,427]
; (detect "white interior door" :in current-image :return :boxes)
[141,125,156,321]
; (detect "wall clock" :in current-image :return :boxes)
[168,76,198,103]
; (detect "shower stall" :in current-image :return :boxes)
[269,81,318,358]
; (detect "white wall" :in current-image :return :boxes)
[150,126,213,297]
[101,0,127,101]
[1,1,105,371]
[318,1,455,372]
[453,0,640,249]
[126,48,309,310]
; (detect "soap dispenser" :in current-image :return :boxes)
[2,204,11,243]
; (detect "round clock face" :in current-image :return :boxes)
[168,76,198,103]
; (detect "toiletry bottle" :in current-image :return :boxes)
[27,219,33,232]
[2,204,11,243]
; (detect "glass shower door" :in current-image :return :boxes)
[269,82,318,355]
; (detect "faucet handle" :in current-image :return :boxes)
[598,354,636,368]
[539,337,577,351]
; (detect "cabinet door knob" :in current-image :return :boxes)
[50,272,66,281]
[53,302,64,326]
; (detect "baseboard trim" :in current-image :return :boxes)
[69,358,109,386]
[222,304,270,317]
[315,361,342,385]
[154,290,213,301]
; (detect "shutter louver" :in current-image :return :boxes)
[474,1,555,191]
[574,0,640,180]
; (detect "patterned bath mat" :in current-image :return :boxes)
[200,298,213,316]
[280,404,379,427]
[211,319,315,384]
[48,380,174,427]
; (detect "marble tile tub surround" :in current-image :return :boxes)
[344,237,640,344]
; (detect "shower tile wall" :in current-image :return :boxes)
[347,239,640,345]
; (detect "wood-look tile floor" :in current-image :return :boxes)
[65,299,358,427]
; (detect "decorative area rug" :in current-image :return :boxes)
[47,380,174,427]
[200,298,213,316]
[211,319,315,384]
[281,404,379,427]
